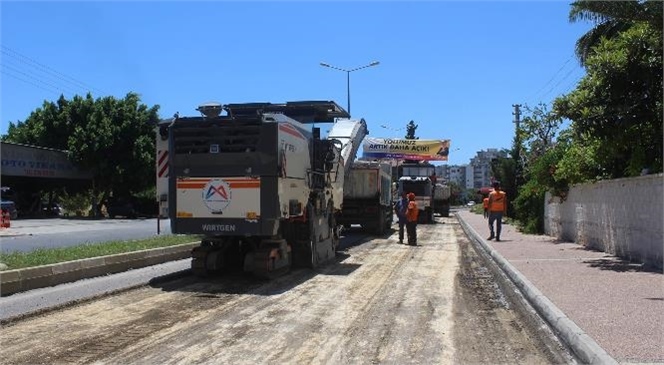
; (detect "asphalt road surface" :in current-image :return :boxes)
[0,215,576,365]
[1,218,172,253]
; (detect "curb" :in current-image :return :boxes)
[456,214,618,365]
[0,242,199,296]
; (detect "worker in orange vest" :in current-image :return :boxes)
[487,181,507,241]
[406,192,419,245]
[394,191,409,244]
[482,196,489,219]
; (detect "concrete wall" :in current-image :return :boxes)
[544,174,663,269]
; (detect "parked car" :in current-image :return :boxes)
[0,187,18,220]
[105,197,137,219]
[467,200,476,207]
[42,202,63,217]
[1,199,18,220]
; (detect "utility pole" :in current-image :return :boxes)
[511,104,523,217]
[512,104,522,160]
[512,104,522,129]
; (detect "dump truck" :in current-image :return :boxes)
[156,101,367,278]
[336,160,393,235]
[433,183,451,217]
[396,161,436,224]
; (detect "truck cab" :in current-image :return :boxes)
[396,162,436,224]
[397,176,433,223]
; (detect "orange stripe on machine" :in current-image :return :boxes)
[279,123,305,140]
[179,178,260,182]
[177,181,261,189]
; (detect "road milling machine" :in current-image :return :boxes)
[156,101,368,278]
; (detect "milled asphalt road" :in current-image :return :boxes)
[0,226,371,322]
[2,211,662,364]
[457,210,664,365]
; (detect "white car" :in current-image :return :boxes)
[467,201,476,206]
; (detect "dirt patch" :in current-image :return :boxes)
[451,219,576,364]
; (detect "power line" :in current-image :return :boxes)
[525,55,575,105]
[562,70,585,94]
[1,62,80,95]
[1,45,106,95]
[1,45,98,92]
[540,68,577,100]
[2,56,85,94]
[1,69,62,96]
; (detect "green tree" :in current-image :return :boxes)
[504,104,564,231]
[4,95,73,149]
[554,22,663,177]
[550,129,603,185]
[513,142,568,234]
[508,0,663,232]
[3,92,160,215]
[569,0,662,64]
[447,181,464,206]
[520,103,563,161]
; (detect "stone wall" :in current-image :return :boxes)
[544,173,663,269]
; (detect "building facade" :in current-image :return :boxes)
[435,164,468,188]
[468,148,508,189]
[430,148,508,190]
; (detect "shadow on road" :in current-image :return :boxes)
[149,242,365,297]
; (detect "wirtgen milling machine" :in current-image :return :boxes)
[156,101,367,278]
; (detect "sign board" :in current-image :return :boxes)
[362,138,451,161]
[0,142,92,179]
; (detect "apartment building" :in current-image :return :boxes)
[436,148,508,189]
[469,148,508,188]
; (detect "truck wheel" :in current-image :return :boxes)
[307,212,319,269]
[375,215,385,235]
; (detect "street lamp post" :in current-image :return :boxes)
[320,61,380,116]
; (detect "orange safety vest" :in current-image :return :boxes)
[482,197,489,209]
[406,201,419,222]
[488,190,506,212]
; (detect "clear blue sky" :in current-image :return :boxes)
[1,1,590,166]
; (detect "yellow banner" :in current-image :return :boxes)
[362,138,451,161]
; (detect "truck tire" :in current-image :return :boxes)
[307,211,319,269]
[375,212,386,235]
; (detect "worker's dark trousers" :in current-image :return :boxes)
[406,221,417,245]
[488,211,503,239]
[398,222,405,242]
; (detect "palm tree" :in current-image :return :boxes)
[569,0,662,65]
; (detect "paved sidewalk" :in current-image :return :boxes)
[457,210,664,365]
